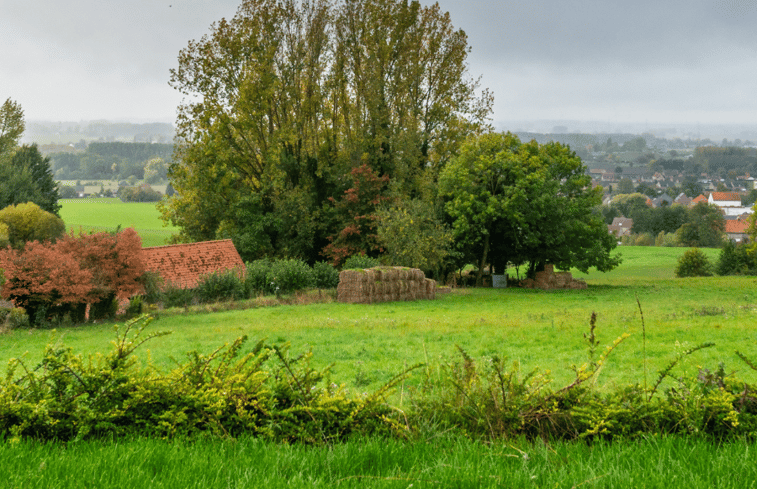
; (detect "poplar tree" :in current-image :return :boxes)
[161,0,491,262]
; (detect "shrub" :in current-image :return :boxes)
[267,259,313,294]
[0,202,65,249]
[312,261,339,289]
[655,231,679,247]
[675,248,713,277]
[343,254,380,270]
[162,283,197,308]
[716,240,757,276]
[139,271,165,304]
[634,232,655,246]
[245,259,273,295]
[5,307,29,329]
[196,268,246,303]
[0,228,145,325]
[0,315,409,442]
[89,292,119,321]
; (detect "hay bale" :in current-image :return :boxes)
[554,272,572,288]
[338,266,437,303]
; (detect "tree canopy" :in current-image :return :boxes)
[160,0,491,263]
[439,132,619,284]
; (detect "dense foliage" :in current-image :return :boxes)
[0,202,65,249]
[118,184,163,202]
[49,142,174,181]
[0,316,411,442]
[675,248,713,278]
[439,132,619,284]
[160,0,491,264]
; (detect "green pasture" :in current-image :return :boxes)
[3,245,757,484]
[1,435,755,488]
[58,198,177,247]
[2,245,755,395]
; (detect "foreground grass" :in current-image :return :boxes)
[58,197,177,247]
[1,435,755,488]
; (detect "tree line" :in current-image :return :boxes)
[49,142,172,182]
[158,0,618,281]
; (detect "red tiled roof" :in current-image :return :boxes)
[725,220,750,234]
[710,192,741,202]
[691,194,708,204]
[142,239,245,289]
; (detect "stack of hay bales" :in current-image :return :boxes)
[520,264,587,290]
[337,267,437,304]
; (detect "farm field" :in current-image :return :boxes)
[1,246,755,392]
[3,244,757,485]
[58,197,177,247]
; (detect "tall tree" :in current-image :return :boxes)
[161,0,490,262]
[0,98,24,159]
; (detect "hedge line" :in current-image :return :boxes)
[2,314,757,443]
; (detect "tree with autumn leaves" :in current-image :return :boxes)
[0,228,145,325]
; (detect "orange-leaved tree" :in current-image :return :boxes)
[323,164,390,267]
[0,240,93,323]
[56,228,145,303]
[0,228,146,325]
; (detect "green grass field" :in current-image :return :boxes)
[58,198,177,247]
[4,207,757,485]
[1,435,755,488]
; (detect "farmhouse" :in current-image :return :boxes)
[142,239,245,289]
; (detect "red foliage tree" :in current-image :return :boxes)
[0,241,93,322]
[56,228,145,302]
[323,164,390,266]
[0,228,146,324]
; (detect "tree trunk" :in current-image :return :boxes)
[476,233,490,287]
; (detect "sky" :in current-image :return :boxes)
[3,0,757,131]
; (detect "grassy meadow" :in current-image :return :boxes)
[4,202,757,485]
[1,246,755,393]
[58,197,177,247]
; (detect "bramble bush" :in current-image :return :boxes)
[2,313,757,443]
[0,315,412,442]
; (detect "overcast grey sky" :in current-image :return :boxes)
[2,0,757,128]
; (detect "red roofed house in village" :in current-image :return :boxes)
[709,192,742,208]
[725,219,750,243]
[142,239,245,289]
[691,194,708,206]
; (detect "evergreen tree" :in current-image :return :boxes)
[9,144,61,215]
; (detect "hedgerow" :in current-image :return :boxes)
[3,313,757,443]
[0,315,416,442]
